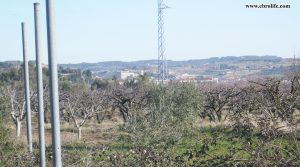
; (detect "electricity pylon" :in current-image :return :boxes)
[157,0,169,82]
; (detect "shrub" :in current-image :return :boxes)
[124,83,203,148]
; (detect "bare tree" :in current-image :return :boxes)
[2,85,25,138]
[246,78,299,136]
[60,89,106,139]
[249,78,297,120]
[200,84,239,122]
[224,77,300,138]
[30,84,50,123]
[108,86,147,123]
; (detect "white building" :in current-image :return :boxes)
[120,70,138,80]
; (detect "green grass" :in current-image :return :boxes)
[0,123,300,166]
[57,126,300,166]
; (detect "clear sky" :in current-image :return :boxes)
[0,0,299,64]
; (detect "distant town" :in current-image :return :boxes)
[1,55,299,83]
[60,55,299,83]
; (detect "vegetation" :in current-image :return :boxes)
[1,65,300,166]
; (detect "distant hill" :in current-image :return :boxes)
[0,61,21,69]
[59,55,283,71]
[0,56,287,79]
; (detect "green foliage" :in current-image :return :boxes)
[59,79,90,91]
[57,126,300,166]
[125,83,203,148]
[59,80,73,91]
[123,74,152,88]
[0,145,38,167]
[0,94,10,145]
[82,69,92,78]
[58,66,81,74]
[0,94,36,167]
[91,78,117,90]
[0,68,22,84]
[0,72,299,166]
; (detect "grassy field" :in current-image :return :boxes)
[3,114,300,167]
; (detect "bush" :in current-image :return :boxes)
[0,94,10,145]
[124,83,203,148]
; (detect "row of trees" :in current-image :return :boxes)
[1,65,300,142]
[1,65,300,165]
[0,66,107,140]
[0,67,147,140]
[201,75,300,137]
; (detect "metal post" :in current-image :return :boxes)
[45,0,62,166]
[157,0,169,82]
[21,22,33,153]
[34,3,46,167]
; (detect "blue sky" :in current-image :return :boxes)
[0,0,299,64]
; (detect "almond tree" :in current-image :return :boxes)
[227,77,300,137]
[30,84,50,123]
[200,85,239,122]
[249,78,298,120]
[108,86,147,123]
[60,89,106,139]
[3,86,25,138]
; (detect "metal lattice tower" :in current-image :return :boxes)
[157,0,169,82]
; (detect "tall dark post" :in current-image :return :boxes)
[34,3,46,167]
[45,0,62,166]
[21,22,33,153]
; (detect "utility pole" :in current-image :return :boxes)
[34,3,46,166]
[21,22,33,153]
[157,0,169,82]
[45,0,62,166]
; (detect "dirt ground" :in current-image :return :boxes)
[12,116,123,146]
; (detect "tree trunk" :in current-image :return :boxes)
[217,110,222,122]
[97,113,105,124]
[16,119,21,138]
[77,127,82,140]
[44,110,49,123]
[120,110,128,122]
